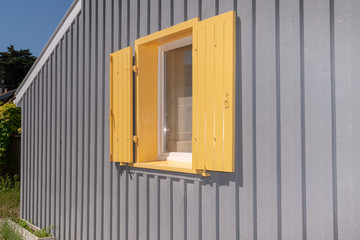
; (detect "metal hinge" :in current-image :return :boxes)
[109,108,115,129]
[202,168,210,177]
[133,65,138,73]
[133,135,138,144]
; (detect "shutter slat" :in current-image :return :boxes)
[193,11,235,172]
[193,26,206,170]
[110,46,133,163]
[205,24,215,170]
[214,21,225,171]
[223,16,236,172]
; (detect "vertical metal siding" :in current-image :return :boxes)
[19,0,360,239]
[335,1,360,239]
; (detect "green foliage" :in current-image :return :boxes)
[0,175,19,192]
[0,45,36,89]
[0,221,22,240]
[0,175,20,219]
[34,226,53,238]
[0,102,21,176]
[11,219,53,238]
[12,218,27,229]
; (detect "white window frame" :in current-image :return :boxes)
[158,36,193,163]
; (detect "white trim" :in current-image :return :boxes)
[158,36,193,53]
[14,0,81,104]
[159,152,192,163]
[158,36,192,162]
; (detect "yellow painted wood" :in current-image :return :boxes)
[109,46,133,163]
[222,12,236,172]
[132,161,201,174]
[135,17,199,46]
[192,26,206,171]
[214,21,225,171]
[135,17,199,164]
[192,11,236,172]
[192,27,199,171]
[135,45,158,163]
[205,22,215,170]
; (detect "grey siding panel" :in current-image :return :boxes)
[33,76,38,226]
[149,175,159,239]
[19,0,360,239]
[256,0,278,239]
[279,0,303,239]
[108,0,120,239]
[351,12,360,239]
[60,36,67,240]
[139,0,149,37]
[174,0,185,24]
[55,42,61,239]
[30,80,35,223]
[187,0,199,20]
[89,1,98,239]
[304,1,334,240]
[186,179,198,240]
[76,12,85,240]
[138,174,147,240]
[24,91,27,220]
[35,71,40,227]
[20,94,24,219]
[121,0,130,47]
[50,51,57,236]
[96,1,104,239]
[334,0,360,239]
[40,67,45,228]
[45,58,51,231]
[103,1,112,240]
[70,20,77,240]
[83,1,91,239]
[26,89,30,221]
[66,27,73,240]
[161,0,172,29]
[236,0,254,239]
[150,0,161,33]
[160,177,171,239]
[20,93,26,219]
[41,64,47,228]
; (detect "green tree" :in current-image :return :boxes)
[0,45,36,90]
[0,103,21,176]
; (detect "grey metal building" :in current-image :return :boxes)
[14,0,360,239]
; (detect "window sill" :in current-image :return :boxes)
[132,160,201,174]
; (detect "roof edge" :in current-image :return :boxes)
[14,0,82,104]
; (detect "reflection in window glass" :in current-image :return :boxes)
[164,45,192,153]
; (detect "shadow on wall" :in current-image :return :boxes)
[1,135,21,176]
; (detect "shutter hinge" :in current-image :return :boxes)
[202,167,210,177]
[133,65,138,73]
[109,108,115,129]
[133,135,138,144]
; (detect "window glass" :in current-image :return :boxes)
[163,45,192,153]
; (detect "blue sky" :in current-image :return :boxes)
[0,0,73,57]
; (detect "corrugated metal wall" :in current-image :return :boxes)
[19,0,360,239]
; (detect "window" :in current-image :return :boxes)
[158,37,193,163]
[110,11,236,176]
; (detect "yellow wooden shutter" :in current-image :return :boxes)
[109,46,133,163]
[192,11,236,172]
